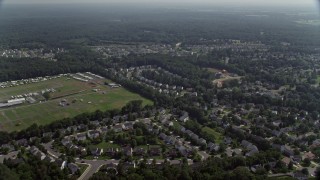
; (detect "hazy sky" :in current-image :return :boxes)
[3,0,317,5]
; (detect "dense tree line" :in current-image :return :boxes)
[0,46,98,82]
[1,5,319,48]
[90,157,261,180]
[4,153,69,180]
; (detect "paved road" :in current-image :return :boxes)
[76,159,120,180]
[76,162,92,180]
[267,173,293,178]
[296,161,319,177]
[42,141,120,180]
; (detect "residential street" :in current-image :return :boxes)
[76,159,120,180]
[296,161,319,177]
[43,141,120,180]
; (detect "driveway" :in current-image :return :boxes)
[0,151,19,163]
[42,141,61,158]
[198,151,210,160]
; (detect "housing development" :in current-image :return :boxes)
[1,47,319,179]
[0,1,319,180]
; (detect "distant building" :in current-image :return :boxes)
[179,112,189,122]
[108,83,121,88]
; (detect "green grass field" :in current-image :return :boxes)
[94,141,120,150]
[202,127,223,143]
[77,163,89,175]
[0,75,152,132]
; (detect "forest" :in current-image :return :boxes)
[0,4,319,49]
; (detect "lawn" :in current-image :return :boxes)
[202,127,223,143]
[173,121,182,130]
[205,68,221,73]
[316,76,320,84]
[94,141,120,150]
[77,163,89,175]
[0,74,152,132]
[0,79,61,102]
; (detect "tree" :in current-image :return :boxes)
[43,92,51,100]
[231,166,255,180]
[219,143,226,153]
[302,158,311,167]
[131,139,137,148]
[136,128,143,136]
[288,161,293,170]
[178,170,192,180]
[127,173,143,180]
[301,168,309,176]
[0,164,19,180]
[315,167,320,179]
[89,172,111,180]
[255,168,267,175]
[274,160,288,173]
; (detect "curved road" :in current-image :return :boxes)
[43,141,120,180]
[267,173,293,178]
[76,159,120,180]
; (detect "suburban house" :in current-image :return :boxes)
[149,147,162,156]
[122,146,133,156]
[303,152,316,160]
[198,138,207,145]
[75,133,87,141]
[133,147,146,156]
[113,124,124,133]
[68,163,79,174]
[179,112,189,122]
[281,157,291,167]
[90,147,103,156]
[123,122,135,130]
[241,140,259,157]
[87,130,100,139]
[30,146,46,160]
[100,126,109,134]
[105,148,118,157]
[291,155,302,164]
[16,139,28,147]
[281,145,294,157]
[208,142,220,152]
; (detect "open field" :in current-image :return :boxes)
[0,74,152,132]
[94,141,121,150]
[296,20,320,26]
[205,67,242,85]
[212,76,242,84]
[77,164,89,175]
[205,68,221,73]
[202,127,223,143]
